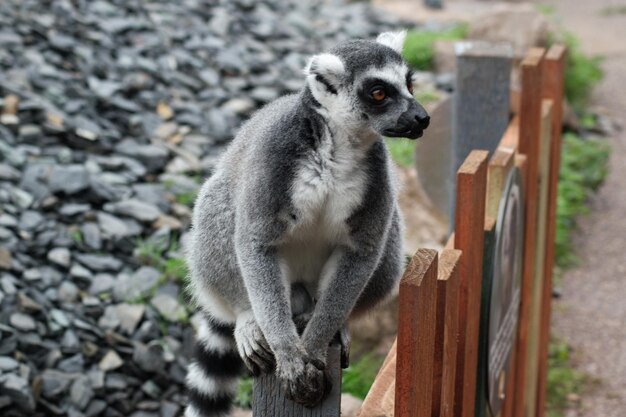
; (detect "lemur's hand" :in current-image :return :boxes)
[275,344,326,408]
[234,312,275,376]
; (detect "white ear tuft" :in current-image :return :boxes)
[376,30,407,54]
[303,53,345,78]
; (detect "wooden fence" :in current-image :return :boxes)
[253,44,566,417]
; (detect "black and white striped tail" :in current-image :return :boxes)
[185,317,244,417]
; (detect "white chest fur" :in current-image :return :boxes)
[279,129,370,286]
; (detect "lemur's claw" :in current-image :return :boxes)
[235,314,275,375]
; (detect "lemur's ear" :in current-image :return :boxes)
[376,30,407,54]
[304,53,345,96]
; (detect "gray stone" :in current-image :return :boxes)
[451,42,513,223]
[0,356,18,371]
[48,165,90,195]
[98,305,120,330]
[47,247,71,268]
[81,222,102,250]
[96,212,134,239]
[70,376,94,410]
[75,253,123,272]
[132,341,165,373]
[60,329,80,352]
[104,199,162,222]
[114,139,169,173]
[58,354,84,373]
[19,210,44,231]
[10,187,33,209]
[98,350,123,371]
[58,281,79,303]
[0,374,35,411]
[70,263,93,282]
[151,293,187,322]
[113,266,160,301]
[88,273,116,295]
[116,303,145,335]
[59,203,91,217]
[40,369,73,398]
[9,313,36,331]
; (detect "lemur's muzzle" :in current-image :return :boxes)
[384,102,430,140]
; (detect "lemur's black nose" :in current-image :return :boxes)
[416,114,430,129]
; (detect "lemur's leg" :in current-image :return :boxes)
[185,316,243,417]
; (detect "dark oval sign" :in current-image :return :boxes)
[488,167,524,415]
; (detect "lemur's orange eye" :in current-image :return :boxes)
[407,82,414,94]
[371,88,386,102]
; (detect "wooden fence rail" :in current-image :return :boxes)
[253,43,566,417]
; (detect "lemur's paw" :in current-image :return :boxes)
[277,353,326,408]
[234,314,275,376]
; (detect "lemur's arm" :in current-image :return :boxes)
[234,200,301,360]
[301,150,395,361]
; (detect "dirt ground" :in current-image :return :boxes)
[534,0,626,415]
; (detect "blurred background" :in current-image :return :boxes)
[0,0,622,416]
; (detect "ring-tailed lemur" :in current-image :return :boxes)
[185,31,430,416]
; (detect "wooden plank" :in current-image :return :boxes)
[395,249,439,417]
[513,47,545,417]
[453,150,489,417]
[487,148,515,220]
[536,44,567,417]
[445,233,455,249]
[252,344,341,417]
[358,340,397,417]
[499,115,520,151]
[524,100,554,416]
[432,249,462,417]
[475,218,497,417]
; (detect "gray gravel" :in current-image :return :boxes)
[0,0,428,415]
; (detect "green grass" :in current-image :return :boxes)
[555,134,610,268]
[341,353,384,399]
[236,377,254,408]
[386,138,416,167]
[546,340,587,417]
[562,33,603,111]
[544,20,603,111]
[175,190,198,207]
[403,25,467,71]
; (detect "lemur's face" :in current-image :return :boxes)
[304,31,430,140]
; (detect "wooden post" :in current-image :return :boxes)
[252,344,341,417]
[432,249,462,417]
[536,45,567,417]
[453,150,489,417]
[395,249,439,417]
[513,47,545,417]
[450,42,512,225]
[524,100,554,415]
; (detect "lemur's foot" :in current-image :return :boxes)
[335,324,351,369]
[234,313,275,376]
[276,348,326,408]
